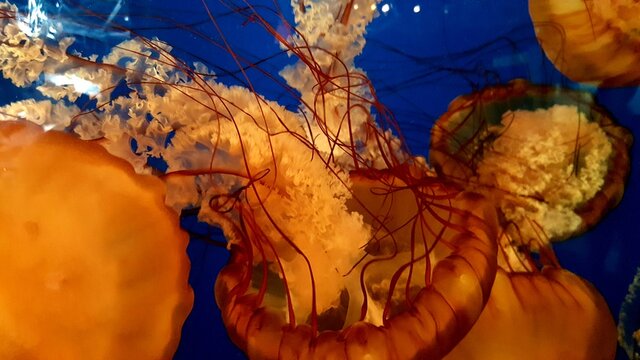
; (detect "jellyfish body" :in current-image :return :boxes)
[430,80,631,260]
[443,267,617,360]
[214,165,499,359]
[430,80,624,359]
[529,0,640,87]
[0,122,193,359]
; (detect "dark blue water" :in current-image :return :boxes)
[5,0,639,359]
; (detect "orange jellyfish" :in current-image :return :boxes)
[443,265,617,359]
[0,121,193,358]
[529,0,640,87]
[431,79,632,252]
[430,80,627,359]
[213,162,500,359]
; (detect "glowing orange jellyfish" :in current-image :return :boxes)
[529,0,640,87]
[214,163,500,359]
[443,266,617,360]
[431,79,631,250]
[0,121,193,359]
[430,80,627,359]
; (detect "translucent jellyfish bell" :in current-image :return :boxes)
[0,121,193,358]
[530,0,640,87]
[215,164,500,359]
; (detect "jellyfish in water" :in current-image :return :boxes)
[529,0,640,87]
[0,121,193,358]
[0,1,497,357]
[0,0,631,359]
[430,80,630,359]
[430,80,632,255]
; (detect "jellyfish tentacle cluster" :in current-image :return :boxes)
[0,0,632,359]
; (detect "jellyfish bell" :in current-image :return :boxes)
[430,80,632,260]
[529,0,640,87]
[0,0,631,359]
[0,121,193,358]
[213,160,499,359]
[441,211,617,360]
[429,80,624,359]
[443,266,617,360]
[439,195,618,359]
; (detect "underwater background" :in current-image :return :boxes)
[2,0,638,359]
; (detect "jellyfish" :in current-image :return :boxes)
[0,0,501,357]
[529,0,640,87]
[430,80,632,259]
[430,80,627,359]
[0,0,631,359]
[443,266,617,359]
[0,121,193,358]
[213,163,499,359]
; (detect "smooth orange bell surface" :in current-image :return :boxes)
[443,267,617,360]
[0,121,193,359]
[529,0,640,87]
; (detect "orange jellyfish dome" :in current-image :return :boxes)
[429,81,623,359]
[0,121,193,359]
[213,162,499,359]
[529,0,640,87]
[443,266,617,360]
[430,80,631,255]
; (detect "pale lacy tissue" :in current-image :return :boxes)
[474,105,612,269]
[280,0,405,168]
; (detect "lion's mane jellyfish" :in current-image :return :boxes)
[444,267,617,360]
[0,121,192,358]
[529,0,640,87]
